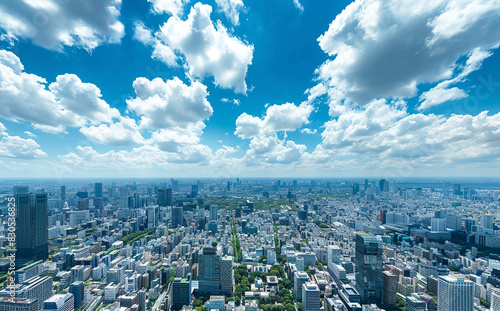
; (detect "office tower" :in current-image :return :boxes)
[44,294,75,311]
[453,184,461,196]
[353,183,360,195]
[191,185,198,198]
[294,271,310,302]
[491,289,500,311]
[364,179,369,190]
[379,179,389,192]
[210,205,218,221]
[437,275,473,311]
[78,198,89,210]
[172,206,184,228]
[442,182,449,198]
[158,188,173,207]
[355,232,383,304]
[226,181,231,191]
[14,186,29,196]
[220,256,234,296]
[16,193,48,268]
[119,187,128,209]
[95,182,103,198]
[137,289,146,311]
[446,215,462,231]
[382,270,398,306]
[431,217,446,232]
[171,278,191,311]
[302,282,321,311]
[198,247,221,296]
[0,276,53,311]
[481,214,494,230]
[69,281,84,309]
[146,206,158,229]
[60,186,66,202]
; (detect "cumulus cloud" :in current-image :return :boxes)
[215,0,244,25]
[316,0,500,111]
[127,76,212,130]
[0,0,124,51]
[133,21,154,45]
[150,3,253,93]
[80,117,144,146]
[148,0,189,16]
[0,50,119,133]
[235,102,313,139]
[317,99,500,168]
[243,136,307,165]
[0,136,46,159]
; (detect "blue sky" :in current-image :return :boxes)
[0,0,500,178]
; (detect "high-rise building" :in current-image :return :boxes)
[137,289,146,311]
[119,187,129,209]
[352,183,360,195]
[172,206,184,228]
[355,233,383,304]
[60,186,66,202]
[158,188,173,207]
[302,282,321,311]
[481,214,494,230]
[431,217,446,232]
[379,179,389,192]
[210,205,218,222]
[44,294,75,311]
[69,281,84,310]
[442,182,449,198]
[95,183,103,198]
[171,278,191,311]
[294,271,310,302]
[437,275,473,311]
[453,184,461,196]
[14,186,29,196]
[382,270,398,306]
[16,193,48,267]
[191,185,199,198]
[198,247,221,296]
[220,256,233,296]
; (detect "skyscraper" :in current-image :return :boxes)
[302,282,321,311]
[171,278,191,311]
[198,247,220,296]
[355,232,383,304]
[210,205,218,222]
[220,256,233,296]
[69,281,84,310]
[158,188,173,207]
[437,275,473,311]
[60,186,66,202]
[14,186,29,197]
[95,182,103,198]
[191,185,198,198]
[172,206,184,228]
[294,271,310,302]
[119,187,129,209]
[16,193,48,268]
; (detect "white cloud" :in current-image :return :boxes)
[0,50,119,133]
[418,86,468,110]
[0,136,46,159]
[24,131,36,138]
[127,76,212,130]
[151,122,205,152]
[301,128,317,135]
[80,117,144,146]
[148,0,190,16]
[293,0,304,12]
[316,0,500,111]
[0,122,6,136]
[0,0,124,51]
[316,99,500,169]
[133,21,154,45]
[235,102,313,139]
[153,3,253,93]
[243,136,307,165]
[215,0,244,25]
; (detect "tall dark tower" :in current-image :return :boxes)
[158,188,173,207]
[95,182,103,198]
[16,193,48,268]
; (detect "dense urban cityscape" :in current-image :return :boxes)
[0,179,499,311]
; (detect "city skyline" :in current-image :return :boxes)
[0,0,500,178]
